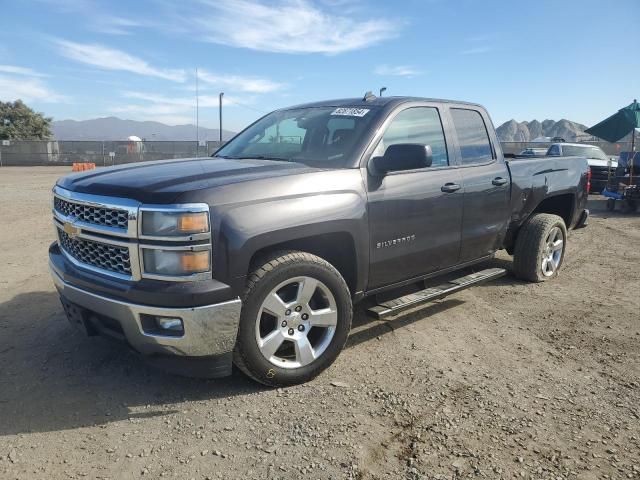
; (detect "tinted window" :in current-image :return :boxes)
[561,145,608,161]
[216,106,377,168]
[373,107,449,167]
[548,145,561,156]
[450,108,493,165]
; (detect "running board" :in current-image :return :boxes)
[366,267,506,320]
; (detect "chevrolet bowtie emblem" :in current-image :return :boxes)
[63,221,80,238]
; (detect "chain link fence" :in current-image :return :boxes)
[0,140,226,166]
[0,139,633,167]
[501,140,633,156]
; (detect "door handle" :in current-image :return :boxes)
[492,177,508,186]
[441,182,461,193]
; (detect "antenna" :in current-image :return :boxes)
[196,67,199,149]
[219,92,224,144]
[379,87,387,97]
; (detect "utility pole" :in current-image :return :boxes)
[195,68,199,151]
[219,92,224,145]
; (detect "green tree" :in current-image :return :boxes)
[0,100,53,140]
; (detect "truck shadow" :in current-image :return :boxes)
[0,261,507,436]
[0,291,264,437]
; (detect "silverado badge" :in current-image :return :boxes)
[63,221,80,238]
[376,234,416,249]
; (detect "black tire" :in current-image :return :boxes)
[606,198,616,212]
[512,213,567,283]
[233,251,352,387]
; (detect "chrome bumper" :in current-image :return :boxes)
[50,264,241,357]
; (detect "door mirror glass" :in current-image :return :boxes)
[370,144,432,175]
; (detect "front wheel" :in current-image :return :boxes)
[512,213,567,282]
[233,251,352,387]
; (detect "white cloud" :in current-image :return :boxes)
[0,75,65,103]
[35,0,144,35]
[95,15,144,35]
[110,91,246,125]
[178,0,399,54]
[54,39,186,82]
[374,64,421,77]
[198,70,284,93]
[0,65,48,77]
[122,91,244,108]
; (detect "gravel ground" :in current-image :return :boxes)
[0,166,639,480]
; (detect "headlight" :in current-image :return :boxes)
[141,211,209,237]
[142,249,211,276]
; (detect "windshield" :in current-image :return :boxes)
[214,106,378,168]
[562,145,608,161]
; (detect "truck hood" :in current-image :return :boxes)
[56,157,320,203]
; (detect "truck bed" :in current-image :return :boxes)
[505,155,589,229]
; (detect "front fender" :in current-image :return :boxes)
[214,191,369,295]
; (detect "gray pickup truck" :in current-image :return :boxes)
[49,95,589,386]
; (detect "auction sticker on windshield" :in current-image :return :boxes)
[331,107,370,117]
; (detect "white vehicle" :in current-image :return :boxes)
[547,143,617,193]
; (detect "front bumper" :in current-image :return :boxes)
[50,261,242,376]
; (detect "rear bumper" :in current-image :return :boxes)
[50,260,242,377]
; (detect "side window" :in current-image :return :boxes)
[450,108,493,165]
[373,107,449,167]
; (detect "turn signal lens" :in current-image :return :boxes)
[180,251,211,272]
[177,213,209,233]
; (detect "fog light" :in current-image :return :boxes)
[141,314,185,337]
[156,317,183,332]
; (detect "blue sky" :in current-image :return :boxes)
[1,0,638,132]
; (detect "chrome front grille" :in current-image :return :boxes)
[52,186,211,282]
[58,228,132,276]
[54,196,129,229]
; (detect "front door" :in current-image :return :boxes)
[366,106,464,289]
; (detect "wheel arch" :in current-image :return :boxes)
[531,193,575,227]
[247,233,359,296]
[504,193,575,253]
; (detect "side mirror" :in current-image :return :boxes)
[370,144,432,176]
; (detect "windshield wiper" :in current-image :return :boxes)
[229,155,291,161]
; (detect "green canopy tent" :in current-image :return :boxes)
[585,99,640,184]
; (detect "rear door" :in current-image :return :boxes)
[448,107,510,262]
[365,104,464,289]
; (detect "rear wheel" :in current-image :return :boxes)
[513,214,567,282]
[234,251,352,387]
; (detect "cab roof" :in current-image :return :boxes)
[280,96,485,111]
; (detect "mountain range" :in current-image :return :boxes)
[51,116,591,144]
[496,119,589,142]
[51,117,235,141]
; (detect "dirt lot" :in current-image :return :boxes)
[0,166,639,480]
